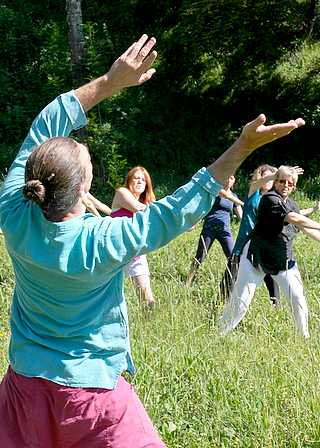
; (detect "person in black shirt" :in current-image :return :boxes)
[219,165,320,338]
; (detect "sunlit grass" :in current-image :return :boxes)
[1,202,320,446]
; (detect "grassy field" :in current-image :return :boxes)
[1,195,320,447]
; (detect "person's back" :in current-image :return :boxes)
[0,95,134,389]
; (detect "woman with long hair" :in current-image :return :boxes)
[111,166,156,307]
[83,167,156,307]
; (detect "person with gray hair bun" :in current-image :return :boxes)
[0,31,305,447]
[219,165,320,339]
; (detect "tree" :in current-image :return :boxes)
[66,0,86,88]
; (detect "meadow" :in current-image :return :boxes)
[1,193,320,447]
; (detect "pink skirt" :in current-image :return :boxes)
[0,366,165,448]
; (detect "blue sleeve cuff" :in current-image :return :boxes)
[60,90,88,130]
[191,167,222,196]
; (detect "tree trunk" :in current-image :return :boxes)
[66,0,87,138]
[66,0,86,88]
[305,0,319,37]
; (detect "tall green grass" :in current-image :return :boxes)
[1,201,320,447]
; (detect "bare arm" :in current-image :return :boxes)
[112,188,147,213]
[300,200,320,217]
[285,211,320,230]
[86,193,112,216]
[234,205,243,220]
[248,174,276,197]
[301,226,320,242]
[248,166,304,197]
[219,189,244,206]
[74,35,157,112]
[208,115,305,185]
[82,193,101,217]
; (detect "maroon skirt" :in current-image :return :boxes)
[0,366,165,448]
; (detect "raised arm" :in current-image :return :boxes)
[75,35,157,112]
[0,93,88,217]
[248,173,276,197]
[112,188,146,213]
[0,35,157,218]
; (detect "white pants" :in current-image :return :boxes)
[218,242,310,338]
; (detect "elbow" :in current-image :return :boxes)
[286,212,298,225]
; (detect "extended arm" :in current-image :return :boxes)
[301,226,320,242]
[112,188,146,213]
[285,211,320,230]
[248,174,276,196]
[0,35,157,221]
[85,193,111,216]
[208,115,305,186]
[220,189,244,207]
[300,201,320,217]
[0,93,87,219]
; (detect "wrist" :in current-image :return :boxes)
[101,73,122,98]
[237,135,256,154]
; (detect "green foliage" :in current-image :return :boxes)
[1,0,320,188]
[299,174,320,199]
[273,41,320,124]
[87,120,128,197]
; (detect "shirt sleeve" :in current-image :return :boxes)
[94,168,222,269]
[0,91,87,224]
[260,193,289,221]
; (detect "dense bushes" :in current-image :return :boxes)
[1,0,319,198]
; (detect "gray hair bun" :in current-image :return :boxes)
[23,180,46,204]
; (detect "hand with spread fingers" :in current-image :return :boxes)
[106,34,157,92]
[240,114,305,151]
[292,166,304,176]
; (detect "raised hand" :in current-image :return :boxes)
[106,35,157,92]
[292,166,304,176]
[240,114,305,151]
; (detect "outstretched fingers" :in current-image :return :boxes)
[122,42,137,59]
[139,50,158,74]
[292,166,304,176]
[241,115,305,150]
[128,34,157,63]
[138,68,157,85]
[263,118,305,138]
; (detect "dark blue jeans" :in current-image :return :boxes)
[195,222,234,264]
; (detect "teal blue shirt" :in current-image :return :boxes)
[0,91,222,389]
[232,189,261,256]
